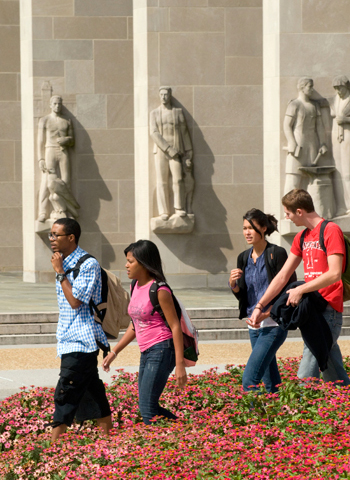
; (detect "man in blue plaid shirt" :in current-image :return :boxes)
[49,218,112,441]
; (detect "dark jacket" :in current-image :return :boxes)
[270,281,332,371]
[233,242,297,319]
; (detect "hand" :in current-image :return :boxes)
[51,252,64,274]
[167,146,180,159]
[247,308,263,328]
[318,145,328,155]
[102,351,116,372]
[229,268,243,289]
[286,287,303,307]
[175,363,187,388]
[39,159,46,172]
[288,141,297,155]
[185,158,192,169]
[336,116,346,125]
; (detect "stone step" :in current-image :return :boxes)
[3,326,350,346]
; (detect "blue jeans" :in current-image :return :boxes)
[297,305,350,385]
[243,326,288,393]
[138,338,177,425]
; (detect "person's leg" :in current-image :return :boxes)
[96,416,112,435]
[297,342,321,380]
[51,423,67,442]
[138,339,176,425]
[169,156,185,213]
[242,326,287,393]
[154,151,170,217]
[321,307,350,385]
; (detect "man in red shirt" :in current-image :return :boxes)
[250,189,349,384]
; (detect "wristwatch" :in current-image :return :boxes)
[56,273,66,283]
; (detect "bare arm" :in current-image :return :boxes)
[51,252,82,309]
[158,289,187,388]
[283,115,297,153]
[102,323,136,372]
[316,115,328,153]
[37,117,46,169]
[249,253,302,326]
[286,253,343,306]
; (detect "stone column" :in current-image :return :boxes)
[20,0,38,282]
[133,0,151,241]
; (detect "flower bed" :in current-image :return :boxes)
[1,357,350,479]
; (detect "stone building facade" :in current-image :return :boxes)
[1,0,349,285]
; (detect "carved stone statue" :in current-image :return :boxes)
[37,95,79,223]
[283,77,328,194]
[329,75,350,217]
[150,87,194,233]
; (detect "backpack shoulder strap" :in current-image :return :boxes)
[240,248,251,270]
[318,220,330,254]
[130,279,137,297]
[265,244,277,277]
[149,281,181,320]
[299,228,308,252]
[65,254,94,279]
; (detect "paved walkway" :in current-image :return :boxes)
[1,272,350,401]
[0,271,237,313]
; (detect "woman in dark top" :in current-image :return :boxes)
[229,208,295,393]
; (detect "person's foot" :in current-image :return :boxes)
[38,214,46,222]
[160,214,169,221]
[175,209,186,217]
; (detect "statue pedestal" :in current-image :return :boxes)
[151,214,195,234]
[35,219,54,234]
[299,166,335,220]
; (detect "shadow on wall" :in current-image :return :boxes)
[154,97,233,275]
[63,106,115,267]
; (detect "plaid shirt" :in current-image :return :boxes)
[56,246,109,357]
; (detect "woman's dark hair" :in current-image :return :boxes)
[243,208,278,238]
[124,240,166,283]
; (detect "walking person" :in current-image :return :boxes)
[102,240,187,425]
[49,218,112,441]
[250,189,350,385]
[229,209,296,392]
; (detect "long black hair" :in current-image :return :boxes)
[243,208,278,238]
[124,240,166,283]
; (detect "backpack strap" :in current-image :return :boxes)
[149,281,182,323]
[318,220,329,254]
[265,244,277,277]
[299,220,329,254]
[299,228,308,252]
[130,279,137,297]
[65,254,94,279]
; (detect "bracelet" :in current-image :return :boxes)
[228,281,236,290]
[255,305,262,311]
[111,351,117,358]
[256,302,265,309]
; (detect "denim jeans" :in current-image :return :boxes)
[243,326,288,393]
[297,305,350,385]
[138,338,177,425]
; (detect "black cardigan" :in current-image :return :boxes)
[232,242,297,319]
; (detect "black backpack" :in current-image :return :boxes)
[130,280,199,365]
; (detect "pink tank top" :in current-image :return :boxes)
[128,281,173,352]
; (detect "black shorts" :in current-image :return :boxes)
[53,350,111,427]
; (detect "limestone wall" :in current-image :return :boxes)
[134,0,264,287]
[21,0,135,281]
[0,0,22,271]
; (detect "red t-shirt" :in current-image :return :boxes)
[291,220,346,312]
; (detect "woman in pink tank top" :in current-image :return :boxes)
[102,240,187,425]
